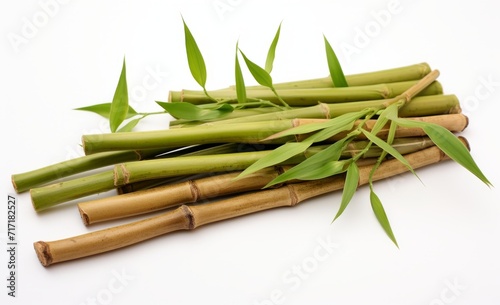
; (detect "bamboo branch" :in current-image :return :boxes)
[34,139,462,267]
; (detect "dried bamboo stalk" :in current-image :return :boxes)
[34,139,464,267]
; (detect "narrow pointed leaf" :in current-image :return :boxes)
[183,18,207,88]
[266,139,349,187]
[238,141,312,179]
[361,129,417,177]
[240,50,273,88]
[370,190,399,248]
[109,58,129,133]
[234,42,246,103]
[293,159,348,180]
[265,22,282,73]
[75,103,137,119]
[156,101,233,121]
[422,123,492,186]
[333,161,359,222]
[117,117,143,132]
[324,35,348,87]
[265,109,371,141]
[393,118,492,186]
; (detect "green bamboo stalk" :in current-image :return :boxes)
[11,148,168,193]
[208,94,461,125]
[169,80,442,105]
[242,62,432,90]
[30,148,315,211]
[83,120,297,155]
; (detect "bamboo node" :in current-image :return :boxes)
[188,180,201,202]
[180,205,196,230]
[286,185,299,206]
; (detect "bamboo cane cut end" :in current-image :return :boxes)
[34,241,53,267]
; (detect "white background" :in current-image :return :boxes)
[1,0,500,304]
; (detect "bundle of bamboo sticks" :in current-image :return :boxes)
[11,63,474,266]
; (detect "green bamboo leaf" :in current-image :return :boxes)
[265,109,371,141]
[239,50,273,88]
[75,103,137,119]
[265,22,282,73]
[370,189,399,248]
[370,102,400,135]
[393,118,492,186]
[361,129,417,177]
[238,141,313,179]
[293,159,349,181]
[182,17,207,88]
[110,58,129,133]
[234,42,246,104]
[333,161,359,222]
[266,138,349,187]
[117,117,143,132]
[324,35,348,87]
[156,101,233,121]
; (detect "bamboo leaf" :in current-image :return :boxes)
[265,109,371,141]
[109,58,129,133]
[361,129,418,177]
[265,22,282,73]
[393,118,492,186]
[182,17,207,88]
[117,117,143,132]
[239,50,273,88]
[370,189,399,248]
[234,42,246,104]
[237,141,313,179]
[324,35,348,87]
[75,103,137,119]
[333,161,359,222]
[266,139,349,187]
[156,101,233,121]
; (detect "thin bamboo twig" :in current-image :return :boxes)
[34,140,463,267]
[78,136,436,225]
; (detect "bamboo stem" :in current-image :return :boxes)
[34,140,459,267]
[182,94,460,126]
[170,80,442,105]
[83,111,466,155]
[30,149,310,211]
[11,148,168,193]
[245,62,433,90]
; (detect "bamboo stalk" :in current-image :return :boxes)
[34,140,460,267]
[82,111,466,155]
[78,136,437,225]
[11,148,168,193]
[169,80,442,105]
[242,62,433,90]
[174,94,460,127]
[30,148,311,211]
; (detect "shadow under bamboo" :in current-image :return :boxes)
[34,139,465,267]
